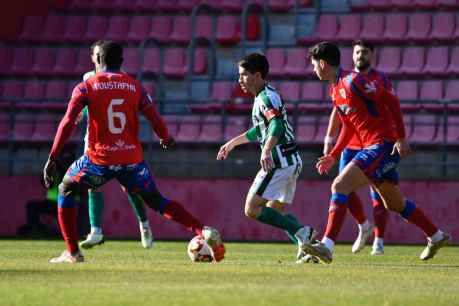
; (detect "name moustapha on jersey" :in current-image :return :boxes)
[91,81,136,92]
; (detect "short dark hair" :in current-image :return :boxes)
[238,53,269,79]
[90,40,105,54]
[352,40,374,52]
[98,41,123,70]
[308,42,341,67]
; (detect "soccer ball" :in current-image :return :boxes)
[187,235,214,262]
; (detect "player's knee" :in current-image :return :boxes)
[244,205,258,219]
[331,177,347,193]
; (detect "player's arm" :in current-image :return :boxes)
[216,131,251,161]
[323,107,341,155]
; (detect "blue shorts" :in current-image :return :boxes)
[351,142,400,185]
[339,148,360,173]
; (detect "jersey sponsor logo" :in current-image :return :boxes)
[95,140,137,152]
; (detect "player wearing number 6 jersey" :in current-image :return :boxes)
[43,41,225,263]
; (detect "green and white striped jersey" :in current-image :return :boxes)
[249,84,302,169]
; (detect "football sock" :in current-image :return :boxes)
[400,200,438,237]
[373,237,384,248]
[372,194,387,238]
[140,220,150,229]
[358,220,371,232]
[284,214,299,244]
[347,192,367,224]
[323,193,348,241]
[57,195,79,253]
[127,193,148,223]
[257,207,302,237]
[429,230,444,243]
[88,190,104,229]
[162,200,203,236]
[321,236,335,253]
[90,227,102,235]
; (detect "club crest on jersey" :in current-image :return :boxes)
[337,104,355,115]
[339,88,346,99]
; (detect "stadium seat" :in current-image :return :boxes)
[340,47,353,71]
[399,47,425,77]
[142,47,161,76]
[42,15,66,43]
[53,48,78,76]
[2,80,24,100]
[192,48,208,75]
[436,0,459,8]
[149,15,173,43]
[127,16,152,43]
[367,0,392,10]
[403,114,413,139]
[390,0,413,10]
[24,80,46,102]
[75,48,93,75]
[156,0,179,12]
[423,47,449,77]
[176,115,200,142]
[313,116,330,144]
[13,113,35,141]
[0,47,13,75]
[285,48,308,77]
[455,15,459,40]
[220,0,244,12]
[447,47,459,74]
[406,13,431,42]
[444,80,459,101]
[414,0,437,9]
[295,115,316,144]
[224,116,247,141]
[176,0,200,11]
[411,114,437,144]
[429,13,455,42]
[267,0,295,12]
[266,48,286,77]
[198,115,222,142]
[194,15,213,41]
[19,15,45,42]
[63,16,87,43]
[246,13,261,41]
[419,80,443,103]
[396,80,418,102]
[0,112,10,141]
[106,16,130,42]
[216,15,240,45]
[446,115,459,144]
[336,15,361,42]
[84,16,108,42]
[11,47,34,76]
[301,82,324,102]
[31,113,58,142]
[162,115,179,138]
[170,16,191,44]
[69,0,93,9]
[122,47,141,77]
[360,14,384,43]
[163,48,186,78]
[93,0,120,10]
[133,0,157,10]
[46,81,68,101]
[298,14,338,44]
[279,81,301,103]
[382,14,407,43]
[31,48,56,76]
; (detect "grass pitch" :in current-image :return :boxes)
[0,240,458,306]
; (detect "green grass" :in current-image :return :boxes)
[0,240,458,306]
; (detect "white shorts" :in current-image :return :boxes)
[248,163,302,204]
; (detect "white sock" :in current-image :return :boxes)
[429,230,444,243]
[358,220,371,231]
[321,237,335,253]
[373,237,384,247]
[91,227,102,235]
[140,220,150,230]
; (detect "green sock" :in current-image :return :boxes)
[285,214,299,244]
[127,193,148,223]
[257,207,302,237]
[88,190,104,228]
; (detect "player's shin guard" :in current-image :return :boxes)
[88,190,104,228]
[127,193,148,223]
[57,195,79,253]
[162,200,204,236]
[284,214,299,244]
[400,200,438,237]
[371,191,387,238]
[347,192,366,224]
[324,193,348,241]
[257,207,302,236]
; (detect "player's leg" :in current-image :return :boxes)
[370,188,387,255]
[126,192,153,249]
[267,200,298,244]
[373,182,450,260]
[79,188,105,249]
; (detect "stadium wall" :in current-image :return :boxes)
[1,176,458,245]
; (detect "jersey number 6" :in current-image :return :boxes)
[107,98,126,134]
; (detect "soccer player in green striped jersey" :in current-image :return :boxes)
[217,53,328,263]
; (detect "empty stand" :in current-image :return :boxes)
[53,48,78,76]
[63,15,87,43]
[163,48,187,78]
[31,48,56,76]
[194,15,213,41]
[149,15,173,43]
[46,81,68,101]
[84,16,108,42]
[279,82,301,103]
[31,113,58,142]
[2,81,24,100]
[445,80,459,101]
[285,48,308,77]
[75,48,93,75]
[423,47,448,77]
[0,47,13,75]
[142,47,161,76]
[340,47,353,71]
[406,13,431,42]
[170,16,191,44]
[216,15,240,45]
[396,80,418,102]
[42,15,66,43]
[382,14,407,43]
[301,82,324,102]
[106,16,130,42]
[176,115,200,142]
[266,48,286,77]
[19,15,45,42]
[447,47,459,74]
[298,14,338,44]
[336,15,361,42]
[127,16,152,43]
[224,116,247,141]
[11,48,34,76]
[419,80,443,102]
[411,114,437,144]
[198,115,222,142]
[429,12,455,42]
[122,47,141,77]
[399,47,425,77]
[295,115,316,143]
[13,113,35,141]
[360,14,384,43]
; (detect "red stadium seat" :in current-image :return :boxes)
[360,14,384,43]
[445,80,459,101]
[367,0,392,10]
[198,115,222,142]
[266,48,286,77]
[285,48,308,77]
[414,0,437,8]
[46,81,68,101]
[122,47,141,77]
[340,47,353,71]
[176,0,200,11]
[156,0,178,11]
[75,48,93,75]
[436,0,459,8]
[170,16,191,44]
[429,13,455,42]
[69,0,93,9]
[0,112,10,141]
[313,116,330,144]
[224,116,247,141]
[406,13,431,42]
[383,14,407,43]
[31,113,58,142]
[0,47,13,75]
[301,82,324,102]
[419,80,443,102]
[24,81,46,101]
[268,0,294,12]
[176,115,200,142]
[279,82,301,103]
[396,80,418,102]
[390,0,413,10]
[142,47,161,76]
[54,48,78,76]
[162,115,178,138]
[134,0,158,10]
[106,16,130,42]
[128,16,152,43]
[296,115,317,143]
[13,113,35,141]
[246,13,261,41]
[19,15,45,42]
[192,48,208,75]
[31,48,56,76]
[336,15,361,42]
[423,47,449,77]
[447,47,459,74]
[11,47,34,76]
[84,16,108,43]
[42,15,66,43]
[63,16,87,43]
[163,48,186,78]
[400,47,425,77]
[220,0,244,12]
[446,116,459,144]
[298,14,338,44]
[194,15,213,41]
[216,15,240,45]
[411,114,437,144]
[2,80,24,100]
[149,15,173,43]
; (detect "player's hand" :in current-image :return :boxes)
[160,137,176,149]
[260,149,274,172]
[43,158,57,189]
[315,155,336,175]
[392,139,411,158]
[217,141,235,160]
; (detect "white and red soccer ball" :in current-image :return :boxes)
[187,235,214,262]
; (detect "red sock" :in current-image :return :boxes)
[324,202,347,241]
[406,207,438,237]
[372,199,387,238]
[58,207,78,253]
[347,192,367,224]
[162,201,204,236]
